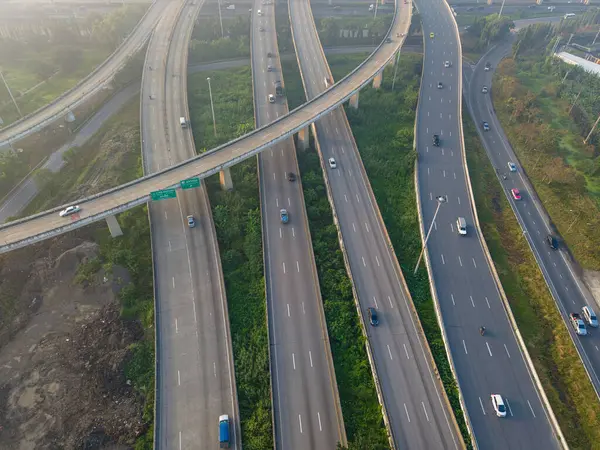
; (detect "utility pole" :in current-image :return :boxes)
[498,0,506,18]
[414,196,446,275]
[584,113,600,144]
[207,77,218,138]
[216,0,224,38]
[591,27,600,46]
[0,69,23,118]
[568,89,582,114]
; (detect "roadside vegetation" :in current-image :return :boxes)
[492,19,600,270]
[461,13,514,62]
[0,5,147,125]
[339,53,472,446]
[188,67,273,449]
[463,111,600,449]
[297,148,389,449]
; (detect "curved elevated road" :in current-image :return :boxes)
[142,1,239,448]
[415,0,562,448]
[0,6,411,254]
[288,0,464,448]
[0,0,170,147]
[466,39,600,398]
[251,1,345,447]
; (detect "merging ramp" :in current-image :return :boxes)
[140,1,239,448]
[414,0,564,447]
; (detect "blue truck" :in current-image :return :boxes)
[219,415,230,448]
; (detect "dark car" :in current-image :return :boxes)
[547,234,558,250]
[287,172,296,182]
[432,134,440,147]
[368,307,379,326]
[267,52,273,57]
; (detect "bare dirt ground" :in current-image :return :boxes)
[0,233,146,450]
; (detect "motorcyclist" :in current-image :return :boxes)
[479,326,486,336]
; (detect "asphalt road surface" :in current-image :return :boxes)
[466,39,600,398]
[141,2,239,449]
[288,0,464,448]
[0,0,170,147]
[251,1,346,448]
[414,0,561,447]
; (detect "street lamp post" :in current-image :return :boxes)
[498,0,506,18]
[207,77,217,138]
[414,196,446,275]
[216,0,224,38]
[0,68,23,118]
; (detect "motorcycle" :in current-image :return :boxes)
[479,326,486,336]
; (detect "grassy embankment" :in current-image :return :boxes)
[493,55,600,270]
[463,111,600,449]
[25,96,155,448]
[0,5,147,125]
[188,67,273,449]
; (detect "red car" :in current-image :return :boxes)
[511,188,521,200]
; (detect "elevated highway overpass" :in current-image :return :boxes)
[0,0,169,147]
[0,3,409,254]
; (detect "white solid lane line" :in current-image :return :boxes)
[527,400,536,418]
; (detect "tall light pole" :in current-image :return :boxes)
[0,69,23,118]
[591,27,600,46]
[391,49,402,91]
[374,0,379,18]
[216,0,224,38]
[414,196,447,275]
[207,77,217,138]
[498,0,506,18]
[584,112,600,144]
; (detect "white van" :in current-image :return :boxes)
[180,117,187,128]
[457,217,467,235]
[257,9,262,15]
[564,13,576,19]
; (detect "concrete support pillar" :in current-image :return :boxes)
[373,71,383,89]
[297,126,310,151]
[105,215,123,238]
[349,91,359,109]
[219,168,234,191]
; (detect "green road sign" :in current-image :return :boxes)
[180,177,200,190]
[150,189,177,201]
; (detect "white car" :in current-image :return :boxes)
[491,394,507,418]
[268,94,275,103]
[482,86,488,94]
[582,306,598,327]
[508,162,517,172]
[328,157,337,169]
[59,205,81,217]
[444,61,451,68]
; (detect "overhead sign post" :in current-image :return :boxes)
[180,177,200,190]
[150,189,177,201]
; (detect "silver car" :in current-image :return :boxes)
[582,306,598,327]
[59,205,81,217]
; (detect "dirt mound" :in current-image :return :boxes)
[0,237,145,449]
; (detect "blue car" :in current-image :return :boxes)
[280,209,289,224]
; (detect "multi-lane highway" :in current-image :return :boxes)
[466,39,600,398]
[0,3,410,254]
[288,0,464,448]
[251,1,345,448]
[0,0,170,147]
[141,1,239,448]
[415,0,563,448]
